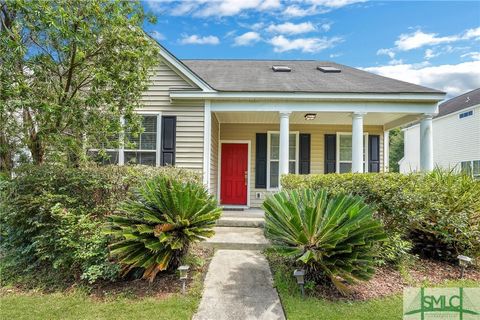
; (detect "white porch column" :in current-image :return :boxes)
[351,112,365,173]
[383,130,390,172]
[279,111,291,178]
[420,113,434,172]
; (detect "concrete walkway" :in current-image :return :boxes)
[193,250,286,320]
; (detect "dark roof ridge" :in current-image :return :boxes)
[439,88,480,106]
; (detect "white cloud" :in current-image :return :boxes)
[180,34,220,45]
[308,0,366,8]
[282,0,364,17]
[150,0,363,18]
[283,5,318,17]
[269,35,342,53]
[464,27,480,39]
[461,51,480,60]
[362,61,480,97]
[149,31,166,41]
[388,59,403,65]
[424,48,439,60]
[251,22,266,30]
[394,27,480,51]
[320,23,332,32]
[266,22,316,35]
[234,32,261,46]
[377,48,396,59]
[195,0,281,17]
[394,30,458,51]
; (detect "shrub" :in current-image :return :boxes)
[262,189,386,294]
[0,164,200,285]
[281,169,480,261]
[107,175,221,282]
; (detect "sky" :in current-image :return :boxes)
[142,0,480,97]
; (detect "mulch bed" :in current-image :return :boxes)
[312,259,480,301]
[1,246,214,300]
[87,246,213,300]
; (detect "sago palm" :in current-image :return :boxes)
[106,175,221,281]
[262,189,386,294]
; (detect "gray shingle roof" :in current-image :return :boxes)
[436,88,480,118]
[181,60,443,94]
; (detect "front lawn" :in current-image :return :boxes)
[0,291,199,320]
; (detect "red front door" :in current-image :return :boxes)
[221,143,248,205]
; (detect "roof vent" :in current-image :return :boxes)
[272,65,291,72]
[317,66,341,73]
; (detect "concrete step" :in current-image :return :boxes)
[201,227,270,250]
[216,216,265,228]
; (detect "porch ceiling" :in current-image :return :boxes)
[214,111,417,127]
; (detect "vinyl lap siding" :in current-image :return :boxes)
[210,114,219,197]
[433,106,480,169]
[400,105,480,173]
[220,123,384,208]
[138,60,204,171]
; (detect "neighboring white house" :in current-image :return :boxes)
[399,88,480,177]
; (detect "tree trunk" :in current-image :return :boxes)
[0,131,13,176]
[29,134,45,164]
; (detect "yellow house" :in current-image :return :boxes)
[102,42,446,208]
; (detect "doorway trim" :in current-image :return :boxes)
[218,140,251,208]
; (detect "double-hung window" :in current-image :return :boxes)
[267,132,299,189]
[336,133,368,173]
[124,115,160,166]
[89,113,161,166]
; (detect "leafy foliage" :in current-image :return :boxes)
[388,128,403,172]
[0,0,159,169]
[262,189,386,294]
[107,175,221,282]
[0,164,200,285]
[281,169,480,261]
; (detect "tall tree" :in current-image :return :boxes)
[0,0,159,171]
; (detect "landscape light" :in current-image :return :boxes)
[457,255,472,278]
[293,269,306,298]
[178,265,190,294]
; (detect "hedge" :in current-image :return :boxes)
[281,170,480,262]
[0,164,201,285]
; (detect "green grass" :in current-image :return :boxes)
[0,291,199,320]
[266,250,479,320]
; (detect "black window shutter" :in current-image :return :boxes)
[368,135,380,172]
[324,134,336,174]
[299,134,311,174]
[161,116,176,166]
[255,133,267,188]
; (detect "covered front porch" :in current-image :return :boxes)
[206,109,435,208]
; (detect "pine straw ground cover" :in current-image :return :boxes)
[0,246,213,320]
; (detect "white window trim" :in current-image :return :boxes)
[459,109,474,119]
[336,132,369,173]
[90,112,162,166]
[461,160,480,178]
[266,131,299,191]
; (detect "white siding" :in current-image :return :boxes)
[400,105,480,173]
[137,60,205,171]
[399,125,420,173]
[210,114,219,197]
